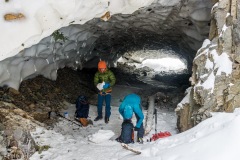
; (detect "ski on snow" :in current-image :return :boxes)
[121,143,141,154]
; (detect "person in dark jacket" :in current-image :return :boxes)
[94,60,116,123]
[118,93,144,143]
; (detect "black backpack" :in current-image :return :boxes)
[120,120,134,144]
[75,96,89,118]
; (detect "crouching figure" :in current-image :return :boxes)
[116,94,144,144]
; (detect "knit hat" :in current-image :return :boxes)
[98,61,107,69]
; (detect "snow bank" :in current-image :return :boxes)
[88,130,115,144]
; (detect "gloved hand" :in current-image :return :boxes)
[134,127,140,131]
[96,83,104,91]
[103,82,110,89]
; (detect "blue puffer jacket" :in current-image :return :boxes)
[119,94,144,128]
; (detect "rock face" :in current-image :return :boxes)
[0,101,39,159]
[0,68,98,159]
[176,0,240,132]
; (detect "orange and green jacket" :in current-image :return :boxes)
[94,69,116,93]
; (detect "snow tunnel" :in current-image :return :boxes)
[0,0,216,131]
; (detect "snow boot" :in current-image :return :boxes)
[105,117,109,123]
[94,116,103,121]
[137,137,143,144]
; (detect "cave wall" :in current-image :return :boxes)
[176,0,240,132]
[0,0,214,90]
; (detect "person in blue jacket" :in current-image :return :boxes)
[119,93,144,143]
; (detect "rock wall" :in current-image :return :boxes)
[176,0,240,132]
[0,101,40,159]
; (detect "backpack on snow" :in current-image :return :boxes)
[118,120,134,144]
[75,95,89,119]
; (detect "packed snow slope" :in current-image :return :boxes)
[30,102,240,160]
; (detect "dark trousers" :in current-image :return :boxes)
[97,93,111,118]
[135,113,144,139]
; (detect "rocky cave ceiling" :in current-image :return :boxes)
[0,0,215,90]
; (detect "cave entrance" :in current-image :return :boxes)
[79,28,195,110]
[0,1,214,134]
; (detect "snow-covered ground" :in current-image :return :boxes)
[28,53,239,160]
[28,84,176,160]
[25,48,240,160]
[29,96,240,160]
[30,101,177,160]
[30,101,240,160]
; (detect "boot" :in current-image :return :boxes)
[137,138,143,144]
[94,116,103,121]
[105,117,109,123]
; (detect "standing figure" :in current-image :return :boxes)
[94,60,116,123]
[118,93,144,143]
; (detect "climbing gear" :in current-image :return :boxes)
[132,129,134,141]
[75,95,89,118]
[154,107,157,134]
[99,91,111,95]
[121,143,141,154]
[150,131,171,141]
[56,113,82,127]
[118,120,134,144]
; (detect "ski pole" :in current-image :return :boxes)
[154,107,157,134]
[56,113,82,127]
